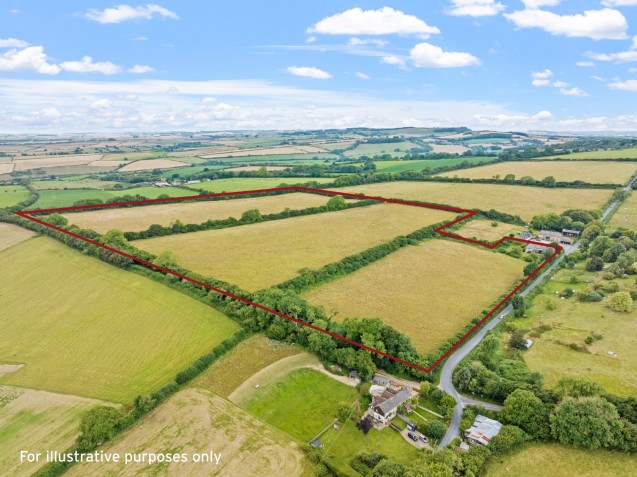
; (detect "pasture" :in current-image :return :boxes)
[344,141,419,158]
[0,185,29,208]
[0,224,35,252]
[67,389,311,477]
[31,179,123,190]
[332,181,613,221]
[135,203,456,291]
[610,192,637,230]
[0,237,240,403]
[0,386,106,477]
[62,192,337,233]
[514,266,637,397]
[101,151,166,161]
[540,147,637,160]
[118,159,189,172]
[199,145,326,159]
[304,240,525,354]
[437,160,636,184]
[191,177,334,193]
[483,443,637,477]
[11,154,102,171]
[373,156,496,173]
[454,220,522,242]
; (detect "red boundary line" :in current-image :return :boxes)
[17,186,562,373]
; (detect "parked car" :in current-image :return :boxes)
[407,423,417,432]
[407,432,418,442]
[419,435,429,444]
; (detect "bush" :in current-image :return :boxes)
[609,291,633,312]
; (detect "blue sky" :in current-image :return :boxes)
[1,1,637,132]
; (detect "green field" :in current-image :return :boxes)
[483,443,637,477]
[31,179,123,190]
[240,368,358,441]
[101,151,167,161]
[344,141,420,158]
[0,237,240,403]
[454,220,522,242]
[373,156,496,173]
[0,185,29,208]
[215,153,338,163]
[540,147,637,160]
[191,177,334,193]
[610,192,637,230]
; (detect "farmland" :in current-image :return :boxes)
[0,223,35,252]
[118,159,189,172]
[199,145,326,158]
[0,185,29,208]
[304,240,525,354]
[540,147,637,160]
[191,177,334,193]
[31,179,123,190]
[344,141,419,157]
[332,181,613,221]
[483,443,637,477]
[62,192,338,233]
[0,237,240,403]
[454,220,522,242]
[610,192,637,230]
[0,386,106,477]
[437,160,636,184]
[67,389,311,477]
[134,203,456,291]
[372,156,496,173]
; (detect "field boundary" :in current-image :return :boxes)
[16,186,561,373]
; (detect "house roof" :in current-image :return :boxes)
[562,229,580,235]
[348,370,360,380]
[525,244,545,253]
[310,439,322,448]
[372,374,390,386]
[466,415,502,445]
[373,387,412,417]
[539,230,562,238]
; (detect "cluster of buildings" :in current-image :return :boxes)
[523,228,580,254]
[152,179,203,187]
[365,374,416,428]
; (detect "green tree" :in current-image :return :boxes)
[609,291,633,312]
[152,250,179,270]
[336,404,352,423]
[489,425,528,454]
[425,420,447,440]
[511,294,526,317]
[501,389,550,438]
[47,213,68,227]
[420,381,431,397]
[554,376,604,399]
[241,208,263,223]
[372,460,405,477]
[101,229,127,247]
[509,329,527,350]
[585,256,604,272]
[326,195,347,211]
[542,176,556,187]
[76,406,123,451]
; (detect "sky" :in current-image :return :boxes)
[1,1,637,133]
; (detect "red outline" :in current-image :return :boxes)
[17,186,561,373]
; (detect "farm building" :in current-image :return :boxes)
[465,415,502,446]
[372,374,390,387]
[524,244,546,254]
[369,387,412,425]
[562,229,581,238]
[538,230,574,245]
[519,231,533,240]
[348,370,361,381]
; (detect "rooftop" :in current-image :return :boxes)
[466,415,502,445]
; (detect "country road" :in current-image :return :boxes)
[438,176,636,448]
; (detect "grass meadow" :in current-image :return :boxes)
[373,156,496,173]
[0,185,29,208]
[610,192,637,230]
[31,179,123,190]
[343,141,419,158]
[437,160,636,184]
[332,181,613,221]
[0,237,240,403]
[454,220,522,242]
[540,147,637,160]
[191,177,334,193]
[305,240,525,354]
[135,203,455,291]
[62,192,336,233]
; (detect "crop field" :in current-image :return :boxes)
[373,156,496,173]
[31,186,195,209]
[224,165,288,171]
[0,163,14,174]
[31,179,123,190]
[101,151,167,161]
[200,145,326,159]
[483,443,637,477]
[62,192,339,233]
[11,154,102,171]
[454,220,523,242]
[429,144,470,154]
[304,240,525,354]
[332,181,613,221]
[540,147,637,160]
[0,386,106,477]
[0,237,240,403]
[135,203,456,291]
[215,153,338,163]
[344,141,419,157]
[239,368,358,442]
[610,192,637,230]
[67,389,311,477]
[0,224,35,252]
[191,177,334,193]
[437,160,636,184]
[514,266,637,397]
[118,158,189,172]
[192,336,302,398]
[0,185,29,208]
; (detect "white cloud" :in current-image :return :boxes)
[306,36,316,43]
[532,69,553,79]
[629,67,637,73]
[83,4,178,24]
[128,64,155,74]
[532,79,551,86]
[90,99,112,109]
[447,0,506,17]
[552,80,568,87]
[0,46,60,74]
[287,66,331,79]
[381,55,406,66]
[133,36,149,41]
[609,79,637,91]
[602,1,637,6]
[587,49,637,62]
[591,75,605,81]
[0,38,29,48]
[60,56,122,74]
[355,72,371,79]
[560,86,589,96]
[348,37,387,46]
[576,61,595,66]
[409,42,480,68]
[504,7,628,40]
[308,7,440,38]
[522,0,561,7]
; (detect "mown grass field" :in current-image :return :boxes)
[0,185,29,208]
[437,160,636,184]
[483,443,637,477]
[610,192,637,230]
[192,177,334,193]
[62,192,337,233]
[455,220,522,242]
[239,368,358,442]
[0,237,240,403]
[31,186,195,209]
[512,265,637,397]
[101,151,167,161]
[67,388,312,477]
[332,181,613,221]
[31,179,123,190]
[0,224,35,252]
[0,386,106,477]
[135,203,455,291]
[344,141,419,158]
[304,240,525,354]
[373,156,496,173]
[192,335,302,398]
[540,147,637,160]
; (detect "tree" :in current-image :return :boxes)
[501,389,550,438]
[241,208,263,223]
[372,460,405,477]
[554,377,604,398]
[511,294,526,317]
[326,195,347,211]
[609,291,633,312]
[76,406,123,451]
[503,174,516,183]
[523,260,538,276]
[585,256,604,272]
[542,176,556,187]
[489,425,528,454]
[420,381,431,397]
[551,396,623,449]
[425,420,447,440]
[336,404,352,423]
[152,250,179,270]
[509,329,527,350]
[47,213,68,227]
[101,229,127,247]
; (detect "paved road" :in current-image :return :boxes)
[438,176,636,448]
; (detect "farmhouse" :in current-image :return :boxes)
[538,230,574,246]
[524,244,546,255]
[519,231,533,240]
[369,387,412,425]
[372,374,390,387]
[465,415,502,446]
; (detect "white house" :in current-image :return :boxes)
[465,415,502,446]
[369,387,412,425]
